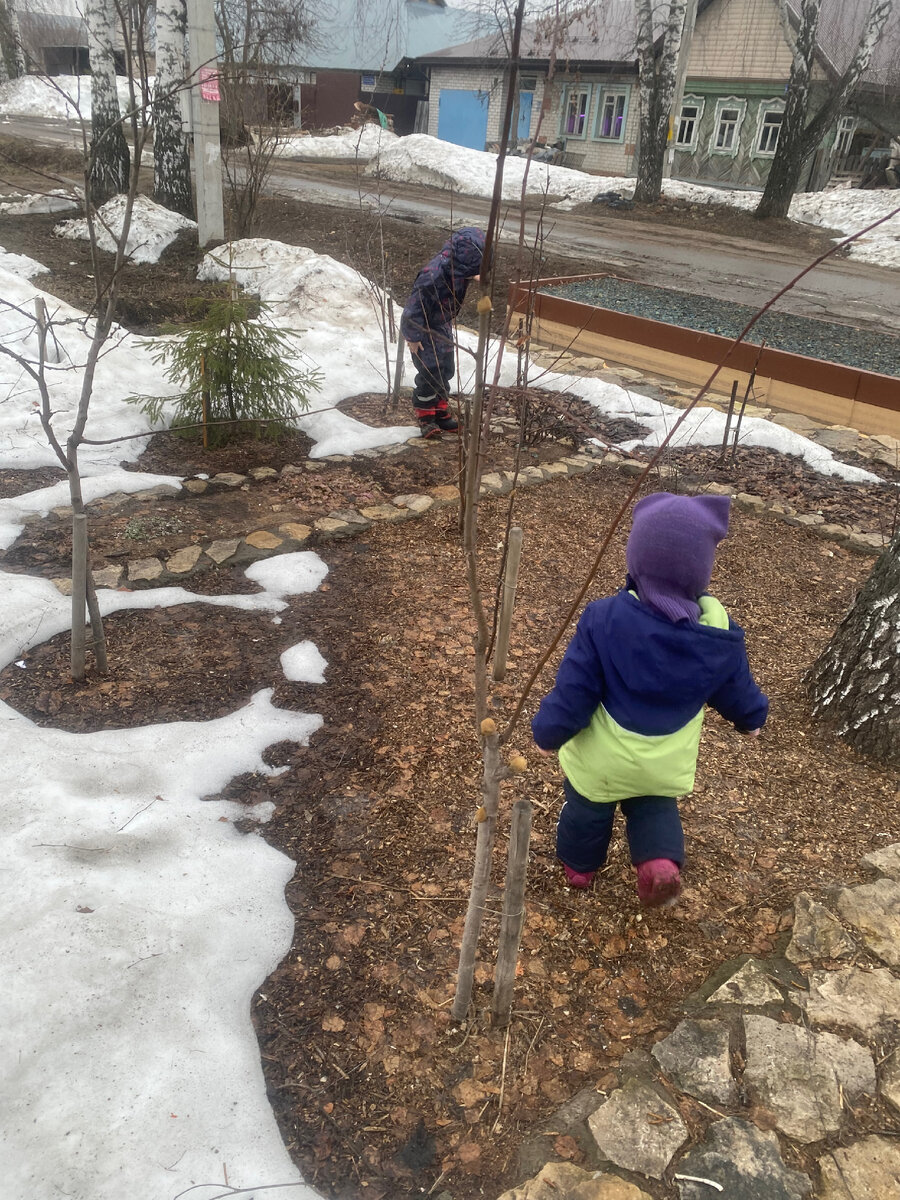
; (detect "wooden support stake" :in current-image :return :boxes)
[390,332,405,411]
[71,512,88,682]
[200,351,209,449]
[720,379,738,461]
[492,526,524,682]
[492,797,533,1027]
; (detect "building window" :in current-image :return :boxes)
[754,101,785,156]
[675,95,704,150]
[594,87,628,141]
[834,115,857,157]
[711,97,746,155]
[561,85,592,138]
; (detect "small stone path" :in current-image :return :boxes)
[502,844,900,1200]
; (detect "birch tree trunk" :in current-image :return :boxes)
[153,0,194,217]
[807,529,900,767]
[634,0,688,204]
[86,0,130,206]
[756,0,893,219]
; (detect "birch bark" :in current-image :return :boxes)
[153,0,194,217]
[86,0,130,205]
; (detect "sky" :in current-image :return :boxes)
[0,88,890,1199]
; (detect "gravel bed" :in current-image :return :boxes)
[547,277,900,378]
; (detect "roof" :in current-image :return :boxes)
[307,0,482,72]
[789,0,900,88]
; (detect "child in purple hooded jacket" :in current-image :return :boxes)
[532,493,767,907]
[400,227,485,439]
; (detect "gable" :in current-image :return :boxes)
[689,0,794,81]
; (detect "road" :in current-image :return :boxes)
[4,115,899,336]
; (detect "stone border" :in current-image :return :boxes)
[43,444,890,595]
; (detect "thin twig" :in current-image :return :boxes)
[492,1023,513,1133]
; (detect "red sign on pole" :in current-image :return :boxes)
[199,66,220,102]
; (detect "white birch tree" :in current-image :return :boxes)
[86,0,130,205]
[756,0,894,219]
[153,0,194,218]
[634,0,689,203]
[807,531,900,767]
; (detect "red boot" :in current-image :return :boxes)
[563,864,596,889]
[636,859,681,908]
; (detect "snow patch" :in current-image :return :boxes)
[54,193,196,264]
[281,640,328,682]
[274,124,397,162]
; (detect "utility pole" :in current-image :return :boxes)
[663,0,698,179]
[186,0,224,245]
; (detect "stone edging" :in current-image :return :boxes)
[43,445,890,595]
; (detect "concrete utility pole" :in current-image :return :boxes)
[663,0,699,179]
[186,0,224,245]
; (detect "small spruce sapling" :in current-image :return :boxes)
[134,297,321,446]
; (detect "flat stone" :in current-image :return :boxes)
[321,454,350,462]
[817,1136,900,1200]
[767,501,796,516]
[92,565,122,589]
[210,472,247,488]
[800,966,900,1037]
[517,467,546,485]
[539,461,570,477]
[205,538,241,564]
[280,463,305,476]
[392,493,426,507]
[836,877,900,966]
[277,522,312,543]
[561,456,595,473]
[128,557,163,583]
[587,1078,688,1179]
[817,523,853,544]
[51,506,73,520]
[651,1019,737,1106]
[327,509,370,526]
[430,485,461,504]
[880,1050,900,1115]
[789,513,825,526]
[402,495,434,514]
[183,479,208,494]
[785,892,856,963]
[359,504,407,522]
[845,531,887,555]
[674,1117,810,1200]
[165,545,202,574]
[769,412,823,436]
[314,517,353,537]
[743,1014,875,1143]
[873,433,900,453]
[702,482,734,496]
[874,446,900,469]
[499,1162,651,1200]
[707,958,783,1007]
[480,472,511,493]
[134,484,180,500]
[244,530,284,550]
[619,459,646,476]
[862,843,900,880]
[52,577,72,595]
[249,466,279,481]
[814,426,861,453]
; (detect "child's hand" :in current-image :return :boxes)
[406,339,423,355]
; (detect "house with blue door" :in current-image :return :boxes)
[413,0,899,188]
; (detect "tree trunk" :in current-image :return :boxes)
[153,0,194,217]
[86,0,131,206]
[807,529,900,767]
[634,0,688,205]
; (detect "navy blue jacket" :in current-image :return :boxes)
[400,227,485,345]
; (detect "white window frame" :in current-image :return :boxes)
[710,96,746,156]
[753,99,785,157]
[834,115,858,158]
[674,94,705,151]
[594,86,629,142]
[560,84,592,140]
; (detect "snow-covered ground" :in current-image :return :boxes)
[0,72,148,121]
[0,205,885,1197]
[55,193,197,263]
[274,123,397,162]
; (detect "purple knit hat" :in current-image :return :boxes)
[626,492,731,623]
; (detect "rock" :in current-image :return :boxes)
[845,531,887,555]
[618,459,646,476]
[277,522,312,544]
[674,1117,810,1200]
[836,878,900,966]
[540,461,570,478]
[561,456,595,473]
[479,472,511,494]
[498,1162,651,1200]
[817,1135,900,1200]
[706,958,783,1007]
[516,467,546,486]
[244,530,284,550]
[280,463,304,477]
[743,1014,875,1143]
[769,413,823,436]
[128,557,164,583]
[359,504,407,522]
[800,966,900,1037]
[790,513,825,527]
[861,843,900,881]
[249,466,279,481]
[651,1019,736,1106]
[165,546,202,574]
[816,523,853,544]
[405,495,434,514]
[134,484,181,500]
[183,479,208,494]
[52,577,72,595]
[880,1050,900,1115]
[874,446,900,469]
[873,433,900,453]
[314,517,354,537]
[209,472,247,488]
[587,1078,687,1179]
[51,506,73,520]
[735,492,766,512]
[91,565,122,589]
[702,482,734,496]
[204,538,241,564]
[785,892,856,963]
[813,426,861,454]
[327,509,370,526]
[738,403,771,420]
[431,485,461,504]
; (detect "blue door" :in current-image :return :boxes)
[517,91,533,140]
[437,89,489,151]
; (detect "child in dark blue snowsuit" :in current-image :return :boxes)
[532,493,768,908]
[400,226,485,439]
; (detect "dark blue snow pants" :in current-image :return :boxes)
[411,333,455,415]
[556,778,685,873]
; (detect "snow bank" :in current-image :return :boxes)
[54,193,196,264]
[0,245,47,278]
[275,123,397,161]
[0,188,79,216]
[0,72,148,121]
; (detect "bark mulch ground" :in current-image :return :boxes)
[1,462,899,1200]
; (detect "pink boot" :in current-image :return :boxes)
[636,859,681,908]
[563,864,596,889]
